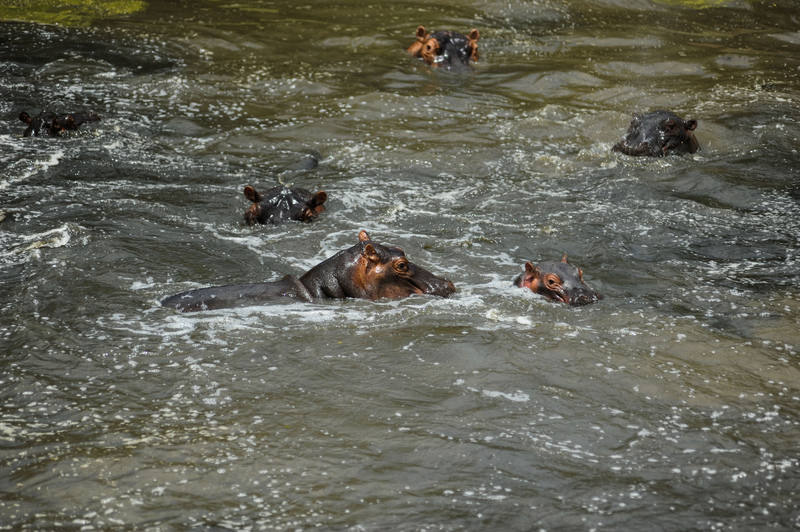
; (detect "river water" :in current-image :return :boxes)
[1,0,799,529]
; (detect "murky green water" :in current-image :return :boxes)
[1,0,799,529]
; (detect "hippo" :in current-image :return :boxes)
[612,110,699,157]
[243,185,327,225]
[407,25,479,68]
[514,255,600,306]
[19,110,100,137]
[161,230,456,311]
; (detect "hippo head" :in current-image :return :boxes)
[515,255,600,306]
[244,185,327,225]
[407,25,479,67]
[352,230,455,299]
[659,115,699,155]
[613,111,700,157]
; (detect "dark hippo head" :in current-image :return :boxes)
[243,185,327,225]
[612,110,699,157]
[349,230,456,299]
[514,255,600,306]
[407,25,479,68]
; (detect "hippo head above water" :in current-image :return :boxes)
[407,25,480,68]
[612,110,699,157]
[514,255,601,306]
[243,185,327,225]
[300,230,456,300]
[350,230,455,299]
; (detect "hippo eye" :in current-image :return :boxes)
[544,274,561,290]
[395,260,409,273]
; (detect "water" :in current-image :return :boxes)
[1,0,799,529]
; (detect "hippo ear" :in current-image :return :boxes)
[311,191,327,207]
[561,254,568,264]
[524,261,540,277]
[468,29,479,42]
[363,243,382,263]
[243,186,261,203]
[358,230,371,242]
[522,262,542,288]
[685,119,697,131]
[416,25,427,40]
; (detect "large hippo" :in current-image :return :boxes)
[612,110,699,157]
[19,110,100,137]
[243,185,327,225]
[407,25,479,68]
[514,255,600,306]
[161,230,456,311]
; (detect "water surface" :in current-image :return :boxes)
[1,0,799,529]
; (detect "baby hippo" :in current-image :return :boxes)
[612,110,699,157]
[19,110,100,137]
[514,255,601,306]
[407,25,480,68]
[243,185,327,225]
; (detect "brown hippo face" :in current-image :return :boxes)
[244,185,327,225]
[353,230,455,299]
[407,25,479,67]
[515,255,600,306]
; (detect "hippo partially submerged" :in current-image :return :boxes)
[407,25,480,68]
[612,110,699,157]
[19,110,100,137]
[161,230,455,311]
[243,185,327,225]
[514,255,600,306]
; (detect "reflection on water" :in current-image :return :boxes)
[1,0,799,529]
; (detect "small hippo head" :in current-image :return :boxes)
[612,110,699,157]
[514,255,600,306]
[243,185,327,225]
[352,230,455,299]
[19,111,47,137]
[407,25,479,67]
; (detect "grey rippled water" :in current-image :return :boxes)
[1,0,798,529]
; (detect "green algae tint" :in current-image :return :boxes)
[0,0,145,26]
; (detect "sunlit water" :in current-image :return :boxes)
[1,0,799,529]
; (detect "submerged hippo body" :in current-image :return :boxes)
[407,25,479,68]
[612,110,699,157]
[243,185,327,225]
[161,230,456,311]
[514,255,600,306]
[19,110,100,137]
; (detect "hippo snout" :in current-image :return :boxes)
[567,288,602,307]
[412,269,456,298]
[428,278,456,298]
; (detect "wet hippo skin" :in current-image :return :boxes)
[612,110,699,157]
[407,25,479,68]
[243,185,327,225]
[19,110,100,137]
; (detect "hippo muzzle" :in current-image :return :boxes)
[404,263,456,298]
